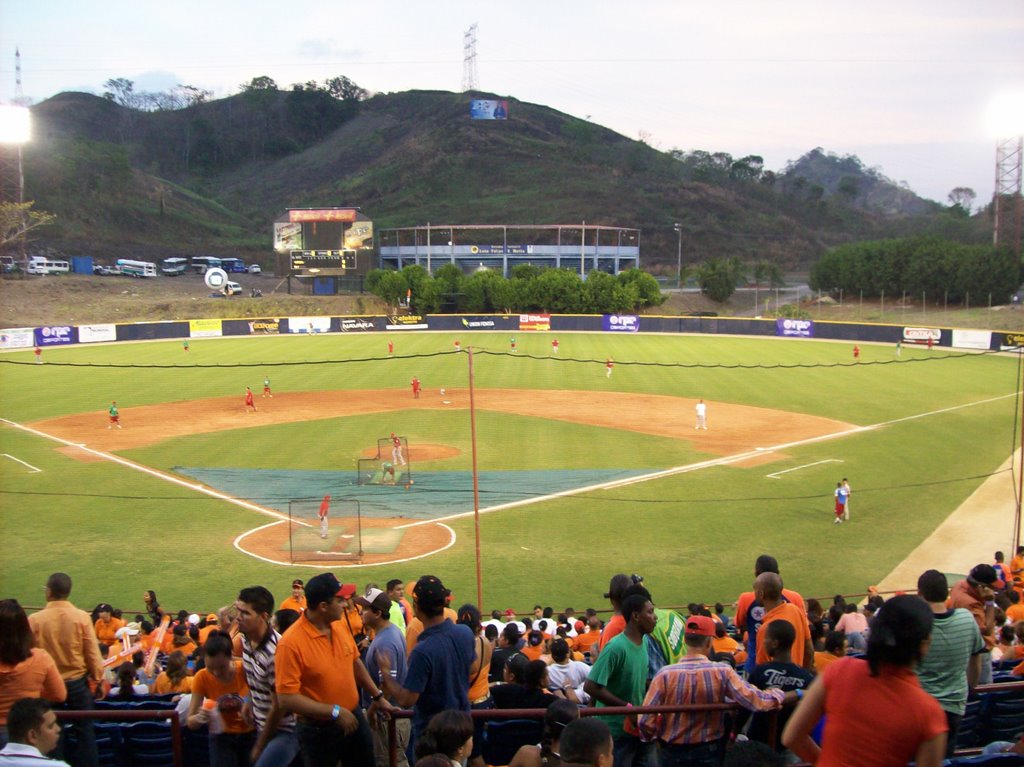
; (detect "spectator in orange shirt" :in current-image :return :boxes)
[1006,591,1024,624]
[0,599,66,730]
[151,651,192,695]
[27,572,105,767]
[814,630,847,673]
[735,554,805,676]
[92,604,124,648]
[197,613,220,647]
[280,580,307,614]
[187,632,255,765]
[168,624,197,658]
[275,573,386,767]
[593,575,631,658]
[754,573,814,671]
[711,622,741,663]
[574,615,603,657]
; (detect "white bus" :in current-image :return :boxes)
[160,257,188,276]
[116,259,158,277]
[26,257,70,275]
[190,256,222,274]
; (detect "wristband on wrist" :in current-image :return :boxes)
[795,689,804,700]
[331,704,341,720]
[371,691,384,701]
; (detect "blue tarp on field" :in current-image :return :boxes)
[171,466,656,520]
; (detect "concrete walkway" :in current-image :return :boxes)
[875,450,1022,593]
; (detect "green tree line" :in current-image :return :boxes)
[809,236,1020,303]
[366,264,664,314]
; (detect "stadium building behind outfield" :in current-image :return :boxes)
[378,224,640,277]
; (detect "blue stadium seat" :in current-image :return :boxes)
[121,720,175,767]
[183,723,211,767]
[92,722,122,767]
[481,719,545,767]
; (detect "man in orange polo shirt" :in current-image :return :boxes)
[275,572,390,767]
[753,572,814,671]
[28,572,105,767]
[280,580,307,613]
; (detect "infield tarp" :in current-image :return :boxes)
[171,466,656,520]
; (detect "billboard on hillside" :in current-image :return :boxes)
[470,100,509,120]
[274,222,302,253]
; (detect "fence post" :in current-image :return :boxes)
[922,291,926,319]
[881,290,885,320]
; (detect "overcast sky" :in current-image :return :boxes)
[1,1,1022,206]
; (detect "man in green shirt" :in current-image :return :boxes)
[584,593,657,767]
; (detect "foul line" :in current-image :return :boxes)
[1,453,42,473]
[767,459,843,479]
[0,418,311,528]
[398,390,1020,529]
[232,521,458,569]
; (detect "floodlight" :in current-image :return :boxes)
[0,105,30,144]
[985,91,1024,137]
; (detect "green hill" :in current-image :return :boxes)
[19,89,991,270]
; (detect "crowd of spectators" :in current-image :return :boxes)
[1,545,1023,767]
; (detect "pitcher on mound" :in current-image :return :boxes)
[391,432,406,466]
[318,494,330,539]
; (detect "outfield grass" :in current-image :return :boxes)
[0,332,1019,616]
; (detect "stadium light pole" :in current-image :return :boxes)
[580,220,586,279]
[0,105,31,262]
[467,346,484,610]
[673,223,682,288]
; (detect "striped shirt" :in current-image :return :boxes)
[242,628,295,733]
[638,655,784,745]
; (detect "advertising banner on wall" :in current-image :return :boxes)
[386,315,428,331]
[78,324,117,343]
[459,317,497,329]
[1001,332,1024,351]
[0,328,35,349]
[340,318,376,332]
[36,325,77,346]
[247,319,281,334]
[602,315,640,332]
[189,318,223,338]
[519,314,551,331]
[470,100,509,120]
[951,329,991,350]
[274,222,302,253]
[289,316,332,334]
[776,318,814,338]
[903,327,941,345]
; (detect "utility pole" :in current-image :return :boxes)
[462,24,479,92]
[673,223,682,288]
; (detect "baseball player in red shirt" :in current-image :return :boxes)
[245,386,257,413]
[319,494,330,539]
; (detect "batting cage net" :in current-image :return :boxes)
[287,497,363,564]
[357,436,412,486]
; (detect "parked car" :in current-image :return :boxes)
[224,281,242,295]
[93,265,113,276]
[248,264,262,274]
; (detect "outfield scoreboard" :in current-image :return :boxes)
[289,250,357,276]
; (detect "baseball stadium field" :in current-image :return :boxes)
[0,329,1019,614]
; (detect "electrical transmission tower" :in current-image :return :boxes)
[993,135,1023,258]
[462,24,478,92]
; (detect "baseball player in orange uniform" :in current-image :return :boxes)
[245,387,257,413]
[319,494,330,539]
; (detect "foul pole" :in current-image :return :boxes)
[468,347,484,610]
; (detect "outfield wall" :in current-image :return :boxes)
[1,313,1014,351]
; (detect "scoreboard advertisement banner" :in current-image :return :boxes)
[344,222,374,250]
[288,209,358,223]
[274,222,302,253]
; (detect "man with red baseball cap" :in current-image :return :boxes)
[950,564,1003,685]
[638,614,798,766]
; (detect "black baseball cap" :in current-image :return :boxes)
[413,575,451,609]
[305,573,345,608]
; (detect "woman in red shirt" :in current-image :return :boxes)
[783,595,947,767]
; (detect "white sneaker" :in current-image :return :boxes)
[834,518,840,524]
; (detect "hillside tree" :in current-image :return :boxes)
[0,201,57,249]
